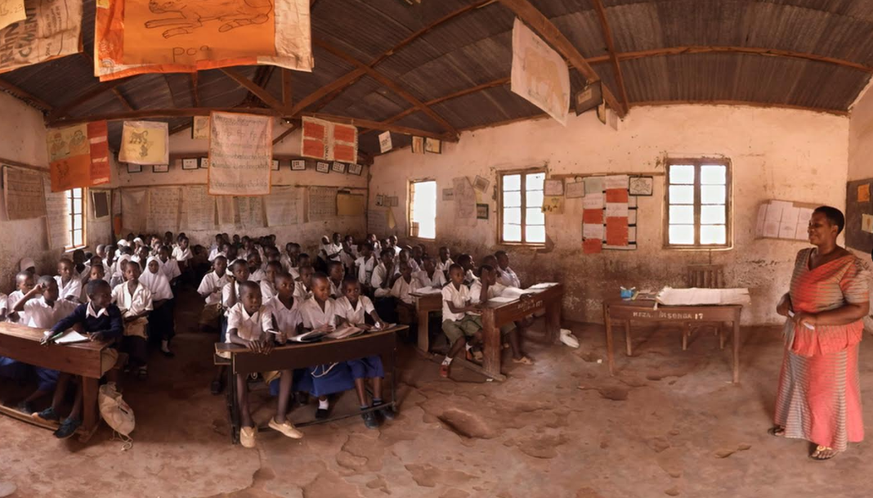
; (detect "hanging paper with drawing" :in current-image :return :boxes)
[192,116,210,140]
[0,0,81,74]
[209,112,273,196]
[3,166,46,220]
[94,0,313,81]
[510,18,570,126]
[119,121,170,165]
[47,121,111,192]
[300,117,358,163]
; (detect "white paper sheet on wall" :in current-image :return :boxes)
[264,186,300,227]
[583,193,604,210]
[604,175,629,190]
[755,204,767,237]
[779,206,799,239]
[565,181,585,199]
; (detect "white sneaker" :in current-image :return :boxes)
[560,329,580,349]
[268,418,303,439]
[240,426,257,448]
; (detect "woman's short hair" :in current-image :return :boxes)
[814,205,845,234]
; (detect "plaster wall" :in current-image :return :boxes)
[369,105,849,325]
[849,83,873,182]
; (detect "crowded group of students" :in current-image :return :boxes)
[0,230,535,447]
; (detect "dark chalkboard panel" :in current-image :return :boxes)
[846,178,873,254]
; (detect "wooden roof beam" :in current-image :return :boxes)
[47,79,128,122]
[314,39,459,138]
[111,87,135,111]
[190,73,200,107]
[272,124,297,145]
[591,0,629,115]
[301,112,456,142]
[615,46,873,73]
[0,77,53,111]
[293,0,494,115]
[497,0,625,117]
[47,107,276,127]
[282,69,293,110]
[220,68,286,112]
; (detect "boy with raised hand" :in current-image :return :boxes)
[37,280,123,438]
[440,264,483,378]
[227,282,301,448]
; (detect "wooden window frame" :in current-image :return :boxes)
[663,158,732,250]
[498,168,546,247]
[408,179,437,240]
[66,187,87,251]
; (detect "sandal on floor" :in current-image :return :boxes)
[767,426,785,437]
[512,356,533,365]
[810,445,838,461]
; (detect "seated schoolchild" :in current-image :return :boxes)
[470,265,532,365]
[354,243,377,295]
[197,255,229,332]
[227,282,301,448]
[172,236,192,273]
[298,273,354,420]
[158,246,182,289]
[366,233,381,255]
[456,254,477,287]
[339,239,357,276]
[19,257,39,283]
[6,277,77,414]
[260,261,282,302]
[71,249,87,277]
[440,264,483,378]
[113,261,153,379]
[55,258,82,302]
[8,271,35,324]
[398,249,420,274]
[411,245,425,271]
[494,251,522,288]
[293,265,314,302]
[247,251,266,283]
[327,261,345,299]
[280,243,300,277]
[391,261,423,325]
[210,259,250,394]
[370,249,400,322]
[335,277,394,428]
[416,256,446,288]
[37,280,123,438]
[142,257,175,358]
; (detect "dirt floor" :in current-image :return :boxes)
[1,289,872,498]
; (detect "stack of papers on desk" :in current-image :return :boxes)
[488,296,518,304]
[656,287,751,306]
[528,282,558,290]
[288,330,326,343]
[413,287,442,295]
[326,325,364,340]
[372,322,396,331]
[53,331,90,344]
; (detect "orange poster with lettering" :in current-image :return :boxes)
[94,0,313,81]
[47,121,111,192]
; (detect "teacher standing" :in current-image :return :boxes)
[773,206,869,460]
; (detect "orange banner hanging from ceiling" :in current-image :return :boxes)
[301,117,358,164]
[94,0,313,82]
[47,121,111,192]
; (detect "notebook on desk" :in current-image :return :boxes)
[52,331,90,344]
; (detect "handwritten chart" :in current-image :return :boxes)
[452,176,476,221]
[237,196,265,229]
[308,186,336,221]
[121,188,149,233]
[43,177,68,250]
[209,112,272,196]
[183,186,216,231]
[264,186,300,226]
[3,166,46,220]
[147,187,181,232]
[217,196,237,226]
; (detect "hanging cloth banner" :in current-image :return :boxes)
[0,0,82,75]
[208,111,272,196]
[119,121,169,165]
[510,18,570,126]
[300,117,358,163]
[47,121,111,192]
[94,0,313,81]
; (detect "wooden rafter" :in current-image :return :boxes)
[301,112,456,141]
[614,46,873,73]
[591,0,629,115]
[47,79,128,121]
[0,78,53,111]
[291,0,494,116]
[272,124,297,145]
[47,107,276,127]
[631,100,848,117]
[220,68,285,112]
[314,39,459,137]
[190,73,200,107]
[163,75,180,108]
[169,122,193,136]
[498,0,625,117]
[282,69,293,110]
[111,88,135,111]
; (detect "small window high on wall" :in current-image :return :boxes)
[499,170,546,245]
[67,188,85,249]
[409,180,437,239]
[665,159,731,249]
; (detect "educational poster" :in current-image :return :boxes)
[300,117,358,163]
[217,196,236,226]
[603,175,632,250]
[755,200,814,241]
[3,166,46,220]
[183,186,215,231]
[452,176,477,221]
[94,0,313,81]
[307,186,337,221]
[264,186,299,226]
[379,132,392,153]
[565,180,584,199]
[47,121,110,192]
[209,112,272,196]
[237,196,265,228]
[0,0,25,31]
[120,188,149,233]
[582,193,603,254]
[43,177,68,250]
[119,121,169,165]
[192,116,210,140]
[411,136,424,154]
[0,0,81,74]
[581,176,637,253]
[510,18,570,126]
[147,187,182,232]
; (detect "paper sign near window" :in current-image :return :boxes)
[604,175,629,190]
[542,196,564,214]
[858,184,871,202]
[583,193,604,210]
[584,177,604,194]
[565,181,585,199]
[379,132,392,153]
[544,179,564,196]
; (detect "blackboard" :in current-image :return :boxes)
[845,178,873,254]
[91,190,110,219]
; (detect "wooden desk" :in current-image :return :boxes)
[410,292,442,353]
[602,298,743,383]
[0,321,111,442]
[215,326,406,444]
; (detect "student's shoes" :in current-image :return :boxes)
[361,409,380,429]
[240,426,257,448]
[53,418,81,439]
[268,418,304,439]
[32,407,59,424]
[315,407,330,420]
[161,340,175,358]
[373,401,396,421]
[16,401,33,415]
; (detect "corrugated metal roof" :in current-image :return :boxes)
[0,0,868,157]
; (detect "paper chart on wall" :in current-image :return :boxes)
[147,187,181,232]
[0,0,82,74]
[510,18,569,125]
[778,206,799,240]
[121,188,149,233]
[264,186,300,226]
[584,177,604,194]
[209,112,272,195]
[307,186,337,221]
[565,180,585,199]
[3,166,46,220]
[0,0,25,32]
[183,186,216,231]
[43,177,68,250]
[452,177,477,222]
[368,207,388,235]
[604,175,628,190]
[217,196,237,226]
[237,196,265,228]
[583,193,604,210]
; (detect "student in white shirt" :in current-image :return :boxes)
[0,292,7,320]
[327,261,345,299]
[495,251,522,288]
[293,265,314,302]
[391,261,423,306]
[354,243,377,293]
[456,254,477,287]
[55,259,82,303]
[197,255,228,331]
[339,239,357,275]
[435,246,454,277]
[470,265,532,365]
[398,249,420,274]
[335,277,394,427]
[260,261,282,302]
[171,237,192,269]
[113,261,153,379]
[370,249,399,298]
[227,282,301,448]
[366,233,381,256]
[19,257,39,282]
[221,259,251,312]
[416,256,446,289]
[265,272,302,340]
[440,264,483,378]
[8,272,34,324]
[142,257,176,358]
[246,252,266,283]
[299,273,355,420]
[158,246,182,287]
[388,235,401,256]
[280,242,300,277]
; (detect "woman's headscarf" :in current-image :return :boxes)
[140,256,174,300]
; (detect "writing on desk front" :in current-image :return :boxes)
[632,310,705,320]
[516,299,543,313]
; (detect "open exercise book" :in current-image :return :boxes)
[45,331,90,344]
[655,287,751,306]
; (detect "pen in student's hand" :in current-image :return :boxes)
[42,331,64,344]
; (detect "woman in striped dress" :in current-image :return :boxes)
[773,206,869,460]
